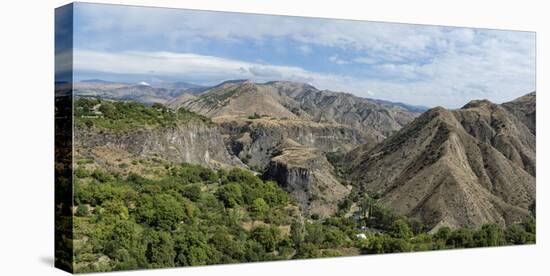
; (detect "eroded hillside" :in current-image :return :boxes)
[346,93,536,230]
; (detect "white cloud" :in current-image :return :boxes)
[74,3,536,108]
[298,45,312,54]
[74,47,535,108]
[76,4,492,62]
[74,49,336,86]
[328,55,350,65]
[353,56,378,65]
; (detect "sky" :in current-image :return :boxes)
[72,3,535,108]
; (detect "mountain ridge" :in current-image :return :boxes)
[169,80,422,139]
[345,93,536,230]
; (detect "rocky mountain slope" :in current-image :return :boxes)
[502,92,536,134]
[346,93,536,230]
[74,98,243,170]
[169,80,420,138]
[266,81,419,137]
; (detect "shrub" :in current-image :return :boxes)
[216,183,243,208]
[76,205,90,217]
[91,169,114,183]
[389,219,413,239]
[473,224,505,247]
[251,198,269,217]
[250,225,282,252]
[182,185,202,201]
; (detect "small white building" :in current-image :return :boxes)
[356,233,367,239]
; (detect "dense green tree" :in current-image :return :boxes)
[473,224,505,247]
[112,248,140,271]
[103,220,146,270]
[171,163,217,184]
[364,235,412,254]
[143,230,176,268]
[290,221,305,246]
[434,226,452,241]
[368,204,400,231]
[447,228,473,248]
[135,193,186,230]
[151,194,186,230]
[91,169,115,183]
[322,227,347,248]
[76,205,90,217]
[338,197,353,212]
[224,168,260,186]
[522,217,536,234]
[359,196,376,217]
[98,102,116,118]
[135,194,155,224]
[174,227,211,266]
[504,224,533,245]
[100,200,129,221]
[250,225,282,252]
[305,222,325,245]
[408,218,425,235]
[243,240,267,261]
[294,242,321,259]
[216,183,243,208]
[209,229,246,262]
[182,184,202,201]
[389,219,413,239]
[251,198,269,217]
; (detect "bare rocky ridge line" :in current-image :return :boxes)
[346,92,536,230]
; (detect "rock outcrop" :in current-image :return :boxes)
[264,147,351,217]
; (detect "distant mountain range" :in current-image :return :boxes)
[74,79,209,104]
[75,79,428,113]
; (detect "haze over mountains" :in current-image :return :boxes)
[74,79,535,230]
[74,79,208,104]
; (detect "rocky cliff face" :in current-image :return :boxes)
[346,93,536,230]
[75,122,244,170]
[217,117,380,171]
[264,147,351,217]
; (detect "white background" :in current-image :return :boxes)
[0,0,548,275]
